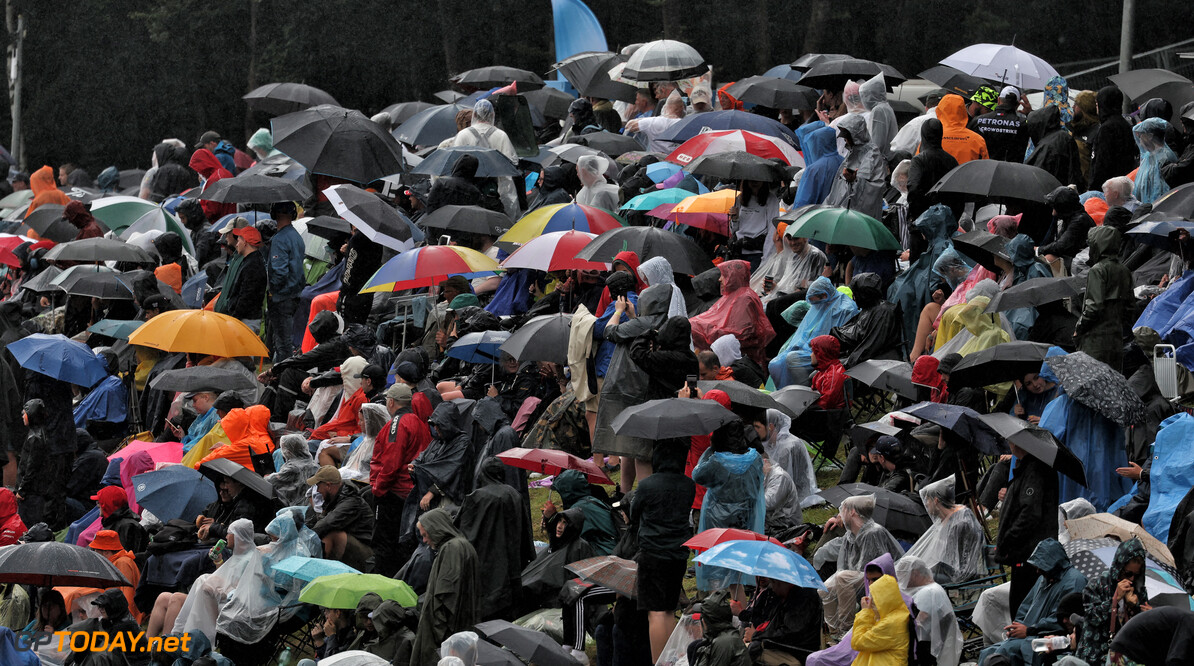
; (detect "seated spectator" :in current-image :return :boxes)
[541,469,617,556]
[743,577,823,664]
[1073,538,1149,665]
[267,434,321,507]
[194,472,275,541]
[895,556,964,666]
[311,604,357,659]
[305,465,375,571]
[85,530,143,623]
[311,362,386,446]
[763,454,801,536]
[850,574,912,666]
[93,485,149,555]
[181,389,221,452]
[196,404,276,470]
[903,475,986,584]
[691,588,751,666]
[816,497,905,635]
[62,589,142,664]
[367,600,416,663]
[520,508,594,611]
[179,391,244,468]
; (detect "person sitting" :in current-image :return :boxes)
[93,486,149,556]
[831,272,903,369]
[896,556,964,666]
[311,363,387,453]
[84,530,143,624]
[806,554,896,666]
[769,277,858,388]
[791,334,849,445]
[763,453,801,537]
[816,496,905,635]
[0,488,26,546]
[194,472,274,542]
[850,574,912,666]
[305,465,374,572]
[520,508,594,612]
[542,469,617,556]
[181,389,221,452]
[310,604,357,659]
[691,588,751,666]
[692,420,766,592]
[196,405,276,471]
[62,589,144,666]
[763,409,818,507]
[267,434,321,507]
[366,600,416,663]
[904,475,985,584]
[868,436,923,498]
[1073,538,1149,665]
[180,391,244,468]
[711,333,768,388]
[742,577,824,664]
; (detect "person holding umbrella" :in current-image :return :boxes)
[337,224,383,325]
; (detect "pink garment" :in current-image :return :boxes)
[933,265,997,327]
[689,260,776,365]
[119,450,155,515]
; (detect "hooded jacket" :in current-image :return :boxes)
[413,401,474,504]
[809,335,847,410]
[25,166,70,218]
[63,589,143,666]
[1039,186,1094,260]
[0,489,25,546]
[907,118,959,219]
[694,588,752,666]
[198,405,276,470]
[521,507,594,607]
[64,200,104,240]
[529,166,572,210]
[554,469,617,555]
[17,399,51,498]
[825,114,888,219]
[690,260,776,366]
[973,99,1030,163]
[410,507,479,666]
[831,272,902,368]
[457,457,535,620]
[850,574,911,666]
[791,125,845,209]
[1075,538,1149,663]
[935,95,989,164]
[367,601,416,663]
[860,73,897,161]
[1076,226,1133,369]
[995,452,1059,565]
[1026,105,1082,186]
[1163,101,1194,187]
[150,143,198,202]
[593,250,646,317]
[307,475,374,543]
[888,204,956,344]
[188,149,236,221]
[370,393,433,499]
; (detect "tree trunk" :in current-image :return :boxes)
[6,0,23,169]
[801,0,830,54]
[438,0,458,76]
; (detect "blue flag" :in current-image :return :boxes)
[552,0,608,63]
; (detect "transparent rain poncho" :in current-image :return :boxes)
[765,409,819,503]
[260,508,320,617]
[439,630,479,666]
[833,496,905,573]
[340,403,391,482]
[638,256,687,318]
[903,476,986,584]
[896,555,964,666]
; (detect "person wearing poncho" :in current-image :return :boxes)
[1133,117,1178,204]
[763,409,818,505]
[410,508,478,666]
[831,272,902,368]
[888,204,956,354]
[903,475,985,584]
[692,420,765,592]
[896,556,963,666]
[808,553,903,666]
[457,457,535,620]
[823,114,888,220]
[690,260,775,367]
[1077,226,1133,371]
[815,497,905,636]
[768,277,858,387]
[1074,538,1149,665]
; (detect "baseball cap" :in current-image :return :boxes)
[195,130,221,149]
[1000,85,1020,101]
[306,465,342,486]
[690,87,712,105]
[219,216,251,237]
[385,383,413,401]
[354,363,386,384]
[231,226,262,246]
[395,361,421,383]
[184,388,219,399]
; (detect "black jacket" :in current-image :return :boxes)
[628,316,698,400]
[222,250,267,320]
[830,273,903,368]
[1088,87,1140,190]
[17,424,51,497]
[201,490,274,540]
[340,233,384,298]
[1026,106,1082,187]
[907,118,959,220]
[632,471,696,561]
[306,480,374,544]
[102,507,150,554]
[995,453,1059,565]
[973,102,1029,162]
[1039,187,1094,260]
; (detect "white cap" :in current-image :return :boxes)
[999,86,1020,101]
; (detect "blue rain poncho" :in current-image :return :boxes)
[1004,234,1054,339]
[183,407,220,452]
[692,446,765,590]
[888,204,956,344]
[72,375,128,427]
[791,125,843,209]
[261,508,320,616]
[768,277,858,388]
[1140,413,1194,542]
[1135,271,1194,337]
[1132,118,1177,204]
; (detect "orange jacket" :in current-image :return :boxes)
[936,95,990,165]
[25,165,71,218]
[198,404,275,469]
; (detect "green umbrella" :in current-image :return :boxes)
[298,573,418,609]
[780,206,901,251]
[620,187,695,212]
[89,196,161,233]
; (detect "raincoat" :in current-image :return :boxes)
[411,400,474,507]
[198,405,275,470]
[410,508,479,666]
[830,272,902,368]
[690,260,775,366]
[1003,234,1053,338]
[888,204,955,345]
[1133,117,1177,204]
[764,461,800,535]
[791,125,845,209]
[72,374,128,427]
[809,334,847,409]
[903,476,985,584]
[824,114,887,219]
[956,296,1010,356]
[268,435,321,507]
[836,517,904,574]
[0,489,25,546]
[457,457,535,620]
[810,553,902,666]
[1136,413,1194,543]
[769,277,859,387]
[1077,226,1133,370]
[850,574,910,666]
[750,237,828,297]
[860,73,897,161]
[247,128,281,158]
[935,95,989,164]
[692,445,765,590]
[260,509,317,613]
[693,588,752,666]
[520,507,594,608]
[1089,86,1139,190]
[593,249,645,317]
[638,256,687,318]
[1075,538,1149,664]
[189,149,236,221]
[1025,105,1082,186]
[764,409,818,504]
[554,469,617,555]
[1040,186,1094,261]
[895,556,963,666]
[25,166,70,218]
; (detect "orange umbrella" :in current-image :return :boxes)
[128,310,269,358]
[673,189,738,215]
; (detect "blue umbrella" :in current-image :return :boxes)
[180,271,210,309]
[271,555,360,582]
[447,330,512,364]
[1125,218,1194,250]
[658,110,800,148]
[645,161,683,184]
[694,540,826,590]
[87,319,143,340]
[131,466,217,522]
[7,333,109,387]
[211,211,273,233]
[762,64,804,82]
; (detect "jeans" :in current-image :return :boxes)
[266,296,299,362]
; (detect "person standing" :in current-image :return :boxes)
[218,226,267,331]
[409,508,478,666]
[369,383,433,576]
[1076,226,1133,371]
[338,227,382,326]
[265,202,306,362]
[15,400,51,527]
[995,439,1060,619]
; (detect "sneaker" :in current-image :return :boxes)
[569,648,590,665]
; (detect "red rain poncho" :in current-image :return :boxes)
[809,335,847,410]
[690,260,775,366]
[911,355,948,403]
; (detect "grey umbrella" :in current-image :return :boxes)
[392,103,469,147]
[325,184,417,251]
[57,271,136,300]
[198,173,312,204]
[845,359,917,400]
[150,366,258,393]
[984,276,1085,312]
[979,412,1087,485]
[0,542,131,588]
[452,66,545,91]
[419,205,510,237]
[45,237,155,264]
[243,82,339,116]
[620,39,708,82]
[412,146,521,178]
[723,76,818,110]
[475,620,581,666]
[770,385,822,418]
[380,101,436,125]
[1043,351,1147,427]
[199,458,275,500]
[575,226,712,275]
[553,51,638,102]
[500,314,572,366]
[612,398,737,440]
[697,379,793,417]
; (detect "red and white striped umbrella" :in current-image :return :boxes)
[500,230,610,272]
[666,130,803,167]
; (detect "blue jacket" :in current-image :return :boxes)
[267,224,307,300]
[213,139,238,175]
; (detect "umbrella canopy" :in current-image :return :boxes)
[939,43,1060,91]
[447,330,511,364]
[499,203,624,247]
[770,385,822,418]
[299,573,418,609]
[88,196,161,232]
[650,203,729,235]
[552,51,638,102]
[951,229,1009,273]
[682,151,789,182]
[238,153,308,182]
[1044,352,1147,427]
[850,419,907,450]
[86,319,143,341]
[149,366,258,393]
[58,271,135,300]
[380,101,436,125]
[917,64,989,97]
[673,189,738,215]
[979,412,1087,485]
[243,82,339,116]
[684,528,783,552]
[272,556,360,582]
[1108,69,1194,124]
[524,87,577,121]
[844,360,918,400]
[109,440,183,466]
[697,379,793,417]
[543,143,617,171]
[198,173,312,204]
[611,398,738,440]
[475,620,583,666]
[658,110,800,148]
[819,482,933,536]
[694,540,826,590]
[392,103,469,147]
[501,313,572,365]
[413,145,521,178]
[1148,182,1194,218]
[620,39,707,81]
[452,66,545,91]
[21,204,76,242]
[1126,218,1194,251]
[0,542,132,588]
[360,245,499,293]
[1063,538,1187,608]
[16,265,62,294]
[567,130,644,158]
[902,401,1006,455]
[45,237,154,264]
[326,184,416,251]
[419,205,511,237]
[199,458,274,500]
[1065,515,1176,567]
[620,188,695,212]
[131,465,217,523]
[304,215,353,240]
[797,58,906,90]
[790,53,853,72]
[497,447,612,485]
[7,333,109,387]
[780,206,901,251]
[762,63,805,82]
[129,310,270,357]
[722,76,818,110]
[928,159,1063,203]
[500,230,607,273]
[272,105,406,184]
[565,556,638,598]
[948,341,1053,387]
[985,276,1085,312]
[667,129,803,167]
[574,225,712,275]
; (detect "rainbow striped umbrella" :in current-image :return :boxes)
[500,230,608,272]
[498,202,623,247]
[360,245,499,293]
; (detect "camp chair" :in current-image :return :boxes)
[799,379,854,469]
[944,544,1007,660]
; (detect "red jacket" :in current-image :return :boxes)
[371,393,433,499]
[0,488,26,546]
[311,388,368,440]
[809,335,847,410]
[189,149,236,221]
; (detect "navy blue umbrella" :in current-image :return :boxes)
[7,333,109,387]
[131,465,217,522]
[657,110,800,148]
[902,401,1006,455]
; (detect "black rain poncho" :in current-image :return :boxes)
[520,507,594,608]
[888,204,956,345]
[456,457,536,620]
[831,272,903,368]
[1025,105,1082,187]
[1076,226,1134,370]
[410,508,479,666]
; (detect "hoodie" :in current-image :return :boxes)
[825,114,888,219]
[0,489,25,546]
[791,125,845,209]
[860,73,897,161]
[935,95,989,164]
[410,507,478,666]
[809,334,846,409]
[907,118,959,219]
[553,469,617,555]
[25,166,70,218]
[197,405,275,470]
[1075,538,1148,663]
[188,149,236,221]
[694,588,752,666]
[1039,186,1094,260]
[1026,105,1082,186]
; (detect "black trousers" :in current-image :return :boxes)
[372,492,406,577]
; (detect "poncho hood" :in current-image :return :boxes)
[1026,538,1071,577]
[419,507,464,548]
[1087,225,1122,262]
[718,259,751,294]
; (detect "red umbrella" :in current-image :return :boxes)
[500,230,610,272]
[666,129,803,167]
[497,447,613,485]
[0,246,18,269]
[684,528,783,552]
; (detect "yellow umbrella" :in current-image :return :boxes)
[672,189,738,215]
[128,310,270,358]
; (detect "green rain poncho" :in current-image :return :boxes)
[410,508,479,666]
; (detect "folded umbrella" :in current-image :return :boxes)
[951,229,1009,273]
[694,540,826,591]
[243,82,339,116]
[500,314,572,366]
[779,206,901,251]
[684,528,783,552]
[452,65,545,90]
[948,340,1053,387]
[574,225,711,275]
[475,620,582,666]
[770,385,822,418]
[619,39,707,82]
[917,64,988,97]
[658,110,800,148]
[271,556,360,582]
[58,271,136,300]
[819,482,933,536]
[7,333,110,387]
[131,465,217,523]
[197,173,312,203]
[683,151,787,182]
[552,51,638,102]
[497,447,612,485]
[128,309,270,357]
[564,556,638,598]
[199,457,275,500]
[499,230,607,272]
[447,330,511,364]
[86,319,143,341]
[1064,515,1176,568]
[722,76,818,110]
[611,397,738,440]
[413,145,521,178]
[902,401,1006,455]
[939,43,1059,91]
[326,184,416,251]
[299,573,417,609]
[845,359,918,400]
[568,130,644,158]
[928,159,1062,203]
[272,105,406,185]
[360,245,499,293]
[0,542,131,588]
[984,276,1085,312]
[666,129,802,166]
[149,366,258,393]
[697,379,793,417]
[20,204,76,242]
[1044,351,1147,427]
[419,205,511,237]
[392,103,469,147]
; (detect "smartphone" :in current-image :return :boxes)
[686,374,699,393]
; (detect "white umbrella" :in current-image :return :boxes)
[939,43,1060,91]
[618,39,708,82]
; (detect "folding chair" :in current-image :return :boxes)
[944,544,1007,660]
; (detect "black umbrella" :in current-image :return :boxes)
[948,341,1053,388]
[849,419,908,450]
[928,159,1062,203]
[243,82,339,116]
[62,186,104,204]
[979,412,1088,486]
[684,151,786,183]
[523,87,577,121]
[452,66,544,91]
[845,359,918,400]
[697,379,793,417]
[790,53,852,72]
[393,104,469,147]
[1147,182,1194,219]
[1043,352,1147,427]
[16,265,62,294]
[476,639,526,666]
[611,398,738,440]
[770,385,821,418]
[475,619,581,666]
[1124,218,1194,251]
[1107,69,1194,125]
[199,457,275,500]
[21,204,76,242]
[501,313,572,365]
[434,89,466,104]
[45,237,155,264]
[984,276,1085,312]
[150,366,258,394]
[198,173,312,203]
[819,483,931,536]
[568,130,645,158]
[903,401,1006,455]
[412,146,521,178]
[304,215,353,240]
[722,76,818,110]
[325,184,416,251]
[238,153,308,181]
[380,101,436,125]
[917,65,988,97]
[797,58,907,90]
[0,542,131,588]
[272,105,406,185]
[419,205,510,237]
[118,169,146,189]
[575,225,712,275]
[951,229,1009,273]
[553,51,638,102]
[58,271,136,300]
